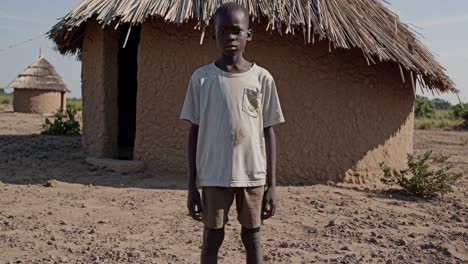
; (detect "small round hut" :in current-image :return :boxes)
[48,0,456,184]
[8,55,70,114]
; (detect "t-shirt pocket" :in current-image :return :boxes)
[242,88,262,118]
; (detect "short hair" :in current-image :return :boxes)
[214,2,249,25]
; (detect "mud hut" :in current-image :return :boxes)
[48,0,455,184]
[8,55,70,114]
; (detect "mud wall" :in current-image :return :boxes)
[134,19,414,184]
[13,90,65,114]
[81,21,120,158]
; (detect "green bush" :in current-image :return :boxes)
[452,103,468,129]
[460,108,468,130]
[41,105,81,136]
[414,118,434,130]
[415,96,435,118]
[452,103,468,119]
[379,151,462,197]
[1,98,10,104]
[436,119,452,129]
[434,109,453,120]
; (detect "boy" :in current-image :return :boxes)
[180,3,285,264]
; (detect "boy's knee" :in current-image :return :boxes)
[241,226,260,234]
[203,226,225,247]
[241,226,261,245]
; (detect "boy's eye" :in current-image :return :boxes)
[220,28,241,34]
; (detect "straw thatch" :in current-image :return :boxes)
[48,0,456,93]
[8,56,70,93]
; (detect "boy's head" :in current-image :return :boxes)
[213,3,252,56]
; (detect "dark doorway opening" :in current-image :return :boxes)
[117,25,141,160]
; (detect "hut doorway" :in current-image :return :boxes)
[117,25,141,160]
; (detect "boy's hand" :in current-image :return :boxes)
[262,186,277,220]
[187,186,202,221]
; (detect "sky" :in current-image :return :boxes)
[0,0,467,103]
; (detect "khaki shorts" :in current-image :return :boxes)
[202,186,265,229]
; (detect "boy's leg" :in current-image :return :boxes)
[201,187,235,264]
[241,226,262,264]
[236,186,265,264]
[201,226,225,264]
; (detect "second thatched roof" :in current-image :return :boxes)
[48,0,456,93]
[8,56,70,93]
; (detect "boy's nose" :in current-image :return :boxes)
[226,33,236,41]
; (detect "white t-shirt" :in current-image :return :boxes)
[180,63,285,187]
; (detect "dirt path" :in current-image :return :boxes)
[0,111,467,263]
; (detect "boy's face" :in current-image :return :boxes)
[214,10,252,56]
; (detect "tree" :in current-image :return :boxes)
[432,98,451,110]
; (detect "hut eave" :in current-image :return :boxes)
[47,0,457,93]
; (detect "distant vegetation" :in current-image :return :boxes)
[415,95,467,130]
[67,97,82,111]
[0,89,12,105]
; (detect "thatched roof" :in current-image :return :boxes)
[8,56,70,93]
[48,0,456,93]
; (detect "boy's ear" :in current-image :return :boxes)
[247,29,253,41]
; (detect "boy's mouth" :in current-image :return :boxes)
[224,44,238,49]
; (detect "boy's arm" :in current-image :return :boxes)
[187,123,198,188]
[262,126,277,219]
[187,123,202,221]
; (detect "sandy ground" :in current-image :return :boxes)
[0,107,467,264]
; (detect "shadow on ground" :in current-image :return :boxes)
[0,134,324,190]
[331,184,444,203]
[0,134,186,189]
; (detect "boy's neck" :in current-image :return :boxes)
[215,53,253,73]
